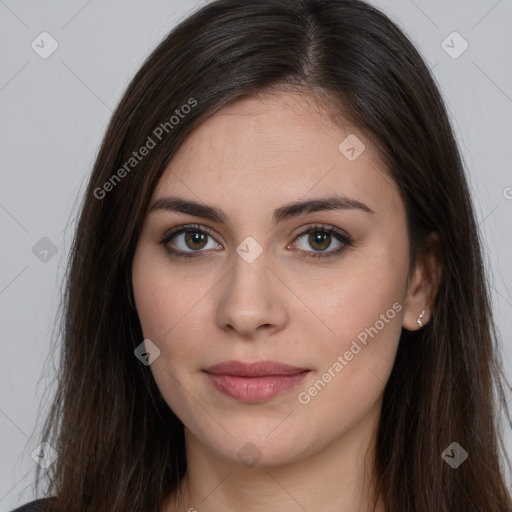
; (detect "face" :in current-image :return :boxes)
[131,91,411,468]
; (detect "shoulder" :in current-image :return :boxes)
[10,498,54,512]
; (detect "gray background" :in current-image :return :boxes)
[1,0,511,509]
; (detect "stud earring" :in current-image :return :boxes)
[417,310,425,327]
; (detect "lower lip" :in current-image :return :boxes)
[205,371,310,403]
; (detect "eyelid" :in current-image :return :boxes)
[290,222,350,241]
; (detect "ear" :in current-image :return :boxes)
[402,232,443,331]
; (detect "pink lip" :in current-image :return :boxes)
[204,360,310,403]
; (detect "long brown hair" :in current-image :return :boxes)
[37,1,512,510]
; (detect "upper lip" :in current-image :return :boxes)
[204,360,309,377]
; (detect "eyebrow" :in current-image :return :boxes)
[148,194,375,226]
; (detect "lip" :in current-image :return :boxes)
[204,360,310,403]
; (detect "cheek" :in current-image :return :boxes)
[295,281,403,442]
[312,252,405,345]
[132,244,210,341]
[308,284,403,393]
[302,240,407,395]
[131,247,215,397]
[131,251,207,420]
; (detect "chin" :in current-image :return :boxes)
[193,421,318,469]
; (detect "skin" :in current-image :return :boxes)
[131,91,442,512]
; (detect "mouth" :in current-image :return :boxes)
[203,360,311,403]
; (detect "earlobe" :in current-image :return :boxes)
[402,232,443,331]
[402,294,430,332]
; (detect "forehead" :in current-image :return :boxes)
[151,92,403,225]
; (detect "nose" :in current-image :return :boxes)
[215,248,289,339]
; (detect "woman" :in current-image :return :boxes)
[14,0,512,511]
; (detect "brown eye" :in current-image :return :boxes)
[159,224,222,258]
[183,230,208,250]
[159,223,352,260]
[307,231,332,251]
[292,224,352,259]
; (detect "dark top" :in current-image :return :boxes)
[10,498,52,511]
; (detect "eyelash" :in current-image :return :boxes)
[158,223,352,260]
